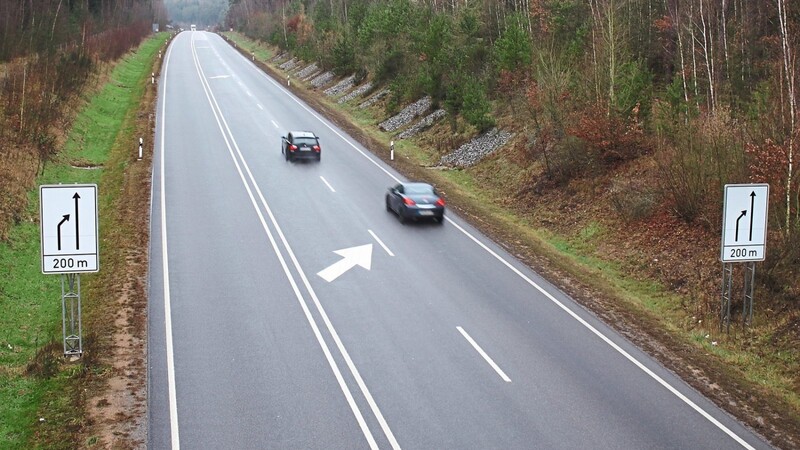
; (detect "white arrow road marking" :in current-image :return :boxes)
[318,244,373,282]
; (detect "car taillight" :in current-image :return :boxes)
[403,197,416,206]
[435,198,445,207]
[289,144,298,151]
[312,145,320,152]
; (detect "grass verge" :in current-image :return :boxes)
[0,32,168,449]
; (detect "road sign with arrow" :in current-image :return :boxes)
[40,184,99,274]
[720,184,768,262]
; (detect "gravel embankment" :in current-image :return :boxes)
[324,75,356,97]
[439,128,514,167]
[359,88,390,109]
[338,82,373,104]
[397,109,446,139]
[378,96,432,132]
[310,71,335,88]
[295,63,318,79]
[279,57,298,71]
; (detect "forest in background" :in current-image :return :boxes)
[165,0,229,27]
[225,0,798,304]
[0,0,167,239]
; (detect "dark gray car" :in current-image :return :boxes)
[281,131,321,162]
[385,182,445,223]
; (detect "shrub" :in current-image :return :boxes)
[332,33,357,75]
[546,134,595,185]
[461,77,495,132]
[655,109,748,226]
[609,178,658,221]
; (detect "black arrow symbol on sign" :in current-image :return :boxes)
[73,193,80,250]
[749,191,755,241]
[735,210,747,242]
[57,214,70,250]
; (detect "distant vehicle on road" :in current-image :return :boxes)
[386,182,445,224]
[190,24,196,31]
[282,131,321,162]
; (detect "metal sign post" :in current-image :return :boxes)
[62,273,82,355]
[40,184,99,356]
[719,184,768,331]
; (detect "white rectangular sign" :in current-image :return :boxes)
[720,184,769,262]
[40,184,99,274]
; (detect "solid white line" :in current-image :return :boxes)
[457,327,511,383]
[257,104,263,110]
[161,36,181,450]
[191,36,382,450]
[226,37,755,449]
[320,176,336,193]
[368,230,394,257]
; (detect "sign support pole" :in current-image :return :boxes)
[61,273,82,356]
[720,263,734,333]
[743,262,756,326]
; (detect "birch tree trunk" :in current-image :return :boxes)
[673,1,690,104]
[777,0,795,230]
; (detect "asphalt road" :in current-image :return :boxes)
[148,31,773,450]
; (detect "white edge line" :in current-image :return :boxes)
[320,176,336,193]
[192,36,381,450]
[227,37,755,450]
[368,229,394,257]
[457,326,511,383]
[160,35,181,450]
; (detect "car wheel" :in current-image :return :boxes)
[316,154,321,162]
[385,196,393,213]
[398,207,407,223]
[435,216,444,224]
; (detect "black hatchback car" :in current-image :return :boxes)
[282,131,321,161]
[386,182,445,223]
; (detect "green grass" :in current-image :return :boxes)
[0,32,167,449]
[222,32,274,61]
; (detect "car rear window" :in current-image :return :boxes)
[294,137,317,146]
[405,185,434,195]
